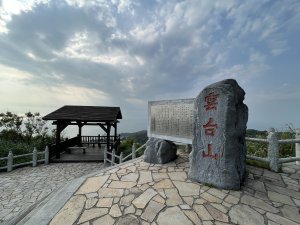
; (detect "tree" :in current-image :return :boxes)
[0,112,23,134]
[23,112,49,142]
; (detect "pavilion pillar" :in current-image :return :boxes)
[77,122,84,146]
[106,123,111,151]
[55,121,67,159]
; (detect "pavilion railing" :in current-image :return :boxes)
[81,135,119,146]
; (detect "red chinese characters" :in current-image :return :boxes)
[202,92,220,160]
[203,117,217,136]
[204,92,219,111]
[202,144,219,160]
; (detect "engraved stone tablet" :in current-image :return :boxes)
[188,79,248,190]
[148,99,194,144]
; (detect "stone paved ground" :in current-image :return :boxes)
[0,163,107,224]
[49,153,300,225]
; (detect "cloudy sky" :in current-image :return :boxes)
[0,0,299,135]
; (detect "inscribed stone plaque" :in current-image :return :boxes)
[188,79,248,190]
[148,99,194,144]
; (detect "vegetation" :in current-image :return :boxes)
[0,112,55,168]
[246,129,295,158]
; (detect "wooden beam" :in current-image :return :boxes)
[99,124,108,133]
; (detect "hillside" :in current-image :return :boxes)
[120,130,148,144]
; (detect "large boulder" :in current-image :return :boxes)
[144,138,177,164]
[188,79,248,190]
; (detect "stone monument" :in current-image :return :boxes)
[188,79,248,190]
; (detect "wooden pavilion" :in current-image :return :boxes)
[43,105,122,160]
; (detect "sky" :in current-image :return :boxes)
[0,0,299,136]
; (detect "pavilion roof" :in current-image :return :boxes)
[43,105,122,122]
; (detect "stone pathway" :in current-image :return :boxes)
[0,163,107,224]
[48,153,300,225]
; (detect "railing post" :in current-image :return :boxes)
[32,147,37,167]
[7,151,13,172]
[120,152,123,164]
[267,128,279,172]
[104,146,107,164]
[132,143,136,159]
[45,146,49,165]
[296,128,300,165]
[112,149,115,166]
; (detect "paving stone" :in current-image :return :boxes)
[116,215,140,225]
[168,172,187,181]
[205,204,228,222]
[229,204,264,225]
[109,173,119,181]
[183,196,194,206]
[194,198,207,205]
[114,197,120,204]
[200,192,222,203]
[85,197,98,209]
[109,204,122,217]
[241,195,279,213]
[183,210,201,224]
[138,171,153,184]
[152,173,169,181]
[157,206,193,225]
[263,170,282,180]
[109,181,136,189]
[266,212,299,225]
[266,183,300,200]
[255,191,269,201]
[210,203,228,213]
[253,207,266,214]
[141,200,165,222]
[193,204,213,220]
[268,220,280,225]
[93,214,115,225]
[136,209,142,216]
[152,179,174,189]
[165,188,183,206]
[293,198,300,206]
[97,198,113,208]
[152,194,165,204]
[121,173,139,182]
[280,205,300,223]
[207,188,227,199]
[76,175,109,194]
[98,188,124,197]
[49,195,86,225]
[124,205,135,214]
[247,179,266,192]
[140,184,151,191]
[78,208,109,223]
[173,181,200,196]
[179,204,191,210]
[120,194,135,206]
[132,188,157,209]
[268,191,296,206]
[85,192,98,199]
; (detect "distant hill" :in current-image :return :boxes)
[120,129,269,144]
[120,130,148,144]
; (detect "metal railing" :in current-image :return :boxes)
[103,143,146,166]
[246,128,300,172]
[0,146,49,172]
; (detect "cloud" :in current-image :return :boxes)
[0,0,299,132]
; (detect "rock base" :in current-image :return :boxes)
[144,138,177,164]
